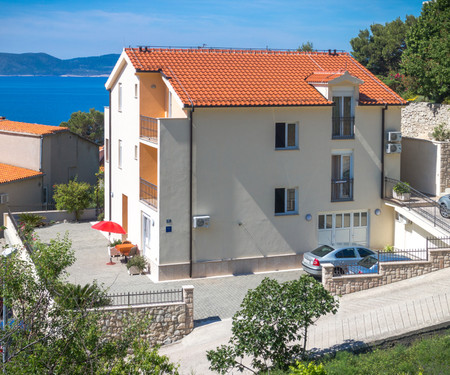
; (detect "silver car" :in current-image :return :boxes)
[302,244,376,277]
[438,194,450,218]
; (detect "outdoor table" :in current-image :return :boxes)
[115,243,135,257]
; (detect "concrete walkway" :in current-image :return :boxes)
[160,267,450,374]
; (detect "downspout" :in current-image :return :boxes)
[189,105,194,278]
[381,104,387,199]
[108,89,112,221]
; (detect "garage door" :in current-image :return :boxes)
[318,211,368,246]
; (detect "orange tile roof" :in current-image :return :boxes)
[125,48,406,107]
[0,120,68,135]
[0,163,43,184]
[305,71,346,83]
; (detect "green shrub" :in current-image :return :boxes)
[432,123,450,141]
[53,178,93,221]
[18,213,46,228]
[393,182,411,194]
[290,362,327,375]
[126,255,147,271]
[383,245,394,252]
[54,282,110,309]
[109,239,122,247]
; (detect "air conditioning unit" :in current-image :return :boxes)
[387,131,402,142]
[386,143,402,154]
[193,215,210,228]
[0,193,8,204]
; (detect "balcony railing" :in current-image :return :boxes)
[140,178,157,209]
[332,116,355,139]
[331,178,353,201]
[140,115,158,143]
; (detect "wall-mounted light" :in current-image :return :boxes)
[151,84,157,89]
[375,209,381,216]
[305,214,312,221]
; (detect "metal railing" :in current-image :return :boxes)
[140,115,158,142]
[140,178,157,209]
[377,248,428,262]
[332,116,354,139]
[384,177,450,234]
[427,236,450,250]
[107,289,183,307]
[331,178,353,201]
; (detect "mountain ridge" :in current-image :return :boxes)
[0,52,120,76]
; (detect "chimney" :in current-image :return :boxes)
[0,116,6,121]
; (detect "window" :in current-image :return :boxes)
[331,152,353,201]
[357,248,374,258]
[332,96,354,138]
[335,248,356,258]
[134,84,138,99]
[134,145,138,160]
[275,188,298,215]
[105,138,109,163]
[275,122,298,149]
[168,91,173,118]
[118,140,123,169]
[118,83,123,112]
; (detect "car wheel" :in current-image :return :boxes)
[440,203,450,219]
[333,267,344,276]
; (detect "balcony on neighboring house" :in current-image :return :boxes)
[331,178,353,201]
[140,115,158,144]
[140,178,157,209]
[332,116,355,139]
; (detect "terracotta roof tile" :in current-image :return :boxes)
[0,120,68,135]
[0,163,43,184]
[125,48,407,107]
[305,71,346,83]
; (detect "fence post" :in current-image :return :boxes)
[182,285,194,335]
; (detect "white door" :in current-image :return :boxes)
[142,213,152,258]
[318,211,368,246]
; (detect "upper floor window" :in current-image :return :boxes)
[118,139,123,169]
[275,122,298,149]
[134,84,138,99]
[275,187,298,215]
[332,96,354,139]
[118,83,123,112]
[331,152,353,201]
[105,138,110,163]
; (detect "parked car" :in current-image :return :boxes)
[302,244,377,277]
[438,194,450,218]
[302,244,412,277]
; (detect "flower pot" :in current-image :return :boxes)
[393,190,411,201]
[128,265,143,275]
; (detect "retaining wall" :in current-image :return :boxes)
[98,285,194,346]
[401,102,450,139]
[323,249,450,296]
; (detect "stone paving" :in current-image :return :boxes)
[34,222,305,320]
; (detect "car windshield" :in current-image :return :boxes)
[358,256,378,269]
[311,245,335,257]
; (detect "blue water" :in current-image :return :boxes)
[0,76,109,126]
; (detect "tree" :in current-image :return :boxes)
[402,0,450,102]
[298,42,314,52]
[0,236,178,374]
[207,276,339,373]
[53,179,93,221]
[350,16,416,76]
[60,108,104,145]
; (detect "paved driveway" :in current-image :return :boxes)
[35,222,305,320]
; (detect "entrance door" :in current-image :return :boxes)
[318,211,368,246]
[142,213,152,258]
[122,194,128,236]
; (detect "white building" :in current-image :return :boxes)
[105,47,408,281]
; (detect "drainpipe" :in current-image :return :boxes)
[381,104,388,199]
[108,89,112,221]
[189,106,194,278]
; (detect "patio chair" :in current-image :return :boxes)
[123,240,131,245]
[108,246,121,258]
[128,246,138,258]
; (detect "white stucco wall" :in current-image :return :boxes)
[0,132,41,170]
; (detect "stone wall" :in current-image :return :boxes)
[323,249,450,296]
[440,142,450,193]
[401,102,450,139]
[98,285,194,346]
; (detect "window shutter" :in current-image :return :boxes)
[275,188,285,213]
[275,123,285,148]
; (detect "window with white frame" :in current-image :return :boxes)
[118,83,123,112]
[134,84,138,99]
[275,187,298,214]
[275,122,298,149]
[332,96,354,138]
[118,140,123,169]
[331,151,353,201]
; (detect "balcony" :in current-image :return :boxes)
[332,117,355,139]
[140,115,158,144]
[331,178,353,201]
[140,178,157,209]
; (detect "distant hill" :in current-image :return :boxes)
[0,52,120,76]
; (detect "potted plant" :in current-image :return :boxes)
[107,239,122,258]
[126,255,148,275]
[393,182,411,201]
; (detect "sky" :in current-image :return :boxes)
[0,0,424,59]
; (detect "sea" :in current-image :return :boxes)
[0,76,109,126]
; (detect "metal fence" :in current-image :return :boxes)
[140,115,158,142]
[427,236,450,250]
[106,289,184,307]
[140,178,157,209]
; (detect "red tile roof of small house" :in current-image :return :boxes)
[0,120,68,135]
[0,163,43,184]
[125,48,407,107]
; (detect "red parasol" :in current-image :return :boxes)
[91,221,126,265]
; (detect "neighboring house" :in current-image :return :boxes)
[0,119,99,208]
[0,162,43,231]
[104,47,406,281]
